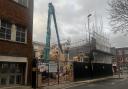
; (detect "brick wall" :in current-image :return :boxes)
[0,0,30,26]
[0,0,33,84]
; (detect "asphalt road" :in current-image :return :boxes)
[67,78,128,89]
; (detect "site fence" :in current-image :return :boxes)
[36,60,74,87]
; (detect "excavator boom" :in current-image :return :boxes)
[44,3,63,61]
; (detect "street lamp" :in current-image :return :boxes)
[87,14,92,53]
[87,14,92,63]
[87,14,94,77]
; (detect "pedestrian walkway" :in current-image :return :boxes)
[41,76,112,89]
[1,74,128,89]
[112,73,128,79]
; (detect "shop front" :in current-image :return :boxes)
[0,56,28,86]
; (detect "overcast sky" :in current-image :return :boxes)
[33,0,128,48]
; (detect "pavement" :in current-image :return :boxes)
[67,75,128,89]
[41,75,128,89]
[0,74,128,89]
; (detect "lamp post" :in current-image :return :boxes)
[88,14,93,77]
[87,14,92,63]
[88,14,92,53]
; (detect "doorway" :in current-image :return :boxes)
[0,62,23,86]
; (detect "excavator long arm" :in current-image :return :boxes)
[52,5,63,53]
[44,3,63,61]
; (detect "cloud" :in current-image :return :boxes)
[33,0,128,48]
[110,32,128,48]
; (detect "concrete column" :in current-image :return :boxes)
[25,62,28,85]
[11,24,16,41]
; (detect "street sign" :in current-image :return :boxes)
[37,60,48,72]
[49,62,58,72]
[38,63,48,72]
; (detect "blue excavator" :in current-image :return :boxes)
[44,3,63,61]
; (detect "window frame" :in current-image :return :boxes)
[0,19,27,44]
[0,20,12,40]
[16,26,27,43]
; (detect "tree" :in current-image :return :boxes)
[109,0,128,34]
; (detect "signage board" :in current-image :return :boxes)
[49,62,58,72]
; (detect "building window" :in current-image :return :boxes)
[0,20,12,40]
[13,0,28,7]
[1,63,8,73]
[10,64,16,73]
[124,49,128,54]
[1,77,7,85]
[16,75,21,84]
[9,75,15,84]
[16,26,26,43]
[0,19,27,43]
[0,63,2,72]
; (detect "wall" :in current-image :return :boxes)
[0,0,33,84]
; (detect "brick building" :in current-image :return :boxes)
[0,0,33,86]
[116,47,128,72]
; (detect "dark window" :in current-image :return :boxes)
[1,63,8,73]
[1,77,6,85]
[10,64,16,73]
[16,26,26,43]
[0,63,2,72]
[16,64,22,73]
[16,75,21,84]
[0,20,11,40]
[9,76,15,84]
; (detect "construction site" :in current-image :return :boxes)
[33,3,113,87]
[1,0,128,89]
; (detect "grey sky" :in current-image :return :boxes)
[33,0,128,48]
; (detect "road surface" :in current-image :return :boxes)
[67,78,128,89]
